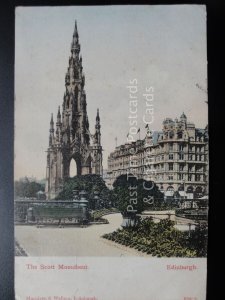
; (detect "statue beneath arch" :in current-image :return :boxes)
[45,21,103,199]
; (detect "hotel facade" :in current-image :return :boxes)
[107,113,208,199]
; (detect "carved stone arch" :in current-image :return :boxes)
[194,186,203,199]
[167,185,174,191]
[178,185,184,191]
[186,186,194,193]
[195,186,203,193]
[69,153,82,177]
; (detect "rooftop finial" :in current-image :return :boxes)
[180,112,187,120]
[96,108,100,122]
[57,106,61,119]
[50,113,54,124]
[50,113,54,132]
[71,20,80,53]
[73,20,78,37]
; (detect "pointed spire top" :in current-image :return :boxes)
[71,20,80,54]
[181,112,187,119]
[74,20,78,37]
[50,113,54,132]
[57,106,61,118]
[96,108,100,122]
[72,20,79,40]
[50,113,54,124]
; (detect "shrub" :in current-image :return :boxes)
[102,217,206,257]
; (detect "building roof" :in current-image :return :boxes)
[180,112,187,119]
[196,128,205,135]
[152,131,162,145]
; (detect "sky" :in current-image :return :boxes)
[15,5,207,180]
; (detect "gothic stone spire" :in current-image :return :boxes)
[50,113,54,132]
[71,20,80,56]
[46,21,103,199]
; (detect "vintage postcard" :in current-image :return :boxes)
[15,5,208,300]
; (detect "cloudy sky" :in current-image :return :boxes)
[15,5,207,180]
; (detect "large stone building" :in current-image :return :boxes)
[107,113,208,199]
[45,21,103,199]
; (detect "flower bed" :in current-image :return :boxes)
[102,217,206,257]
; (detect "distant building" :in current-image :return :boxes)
[102,169,112,189]
[107,113,208,199]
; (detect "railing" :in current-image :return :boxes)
[175,209,208,221]
[14,199,89,225]
[175,200,208,221]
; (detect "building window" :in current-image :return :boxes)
[200,167,203,173]
[179,153,184,160]
[177,132,183,139]
[188,175,192,181]
[179,144,184,151]
[169,132,174,139]
[169,163,173,171]
[169,143,173,151]
[178,174,184,180]
[169,154,173,160]
[179,164,184,171]
[195,174,201,182]
[168,175,173,180]
[188,165,193,172]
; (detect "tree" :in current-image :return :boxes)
[14,178,45,198]
[113,174,164,216]
[56,174,115,208]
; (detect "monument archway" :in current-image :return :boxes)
[69,158,78,177]
[69,155,82,177]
